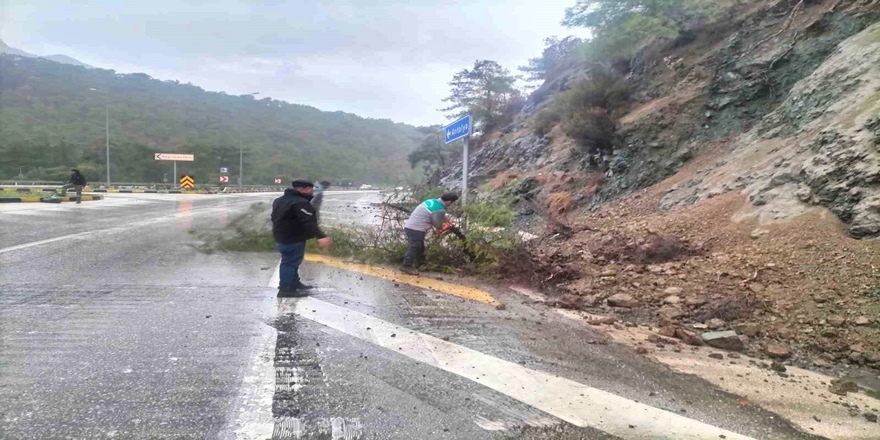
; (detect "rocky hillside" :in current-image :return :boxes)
[445,1,880,370]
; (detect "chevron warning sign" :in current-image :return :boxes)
[180,175,195,189]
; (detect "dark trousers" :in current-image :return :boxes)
[60,184,83,202]
[403,228,426,268]
[276,242,306,290]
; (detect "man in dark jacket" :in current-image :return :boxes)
[60,169,87,204]
[271,179,331,297]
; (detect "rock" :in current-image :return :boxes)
[686,296,708,306]
[728,353,741,359]
[635,347,649,354]
[850,195,880,237]
[663,287,683,295]
[702,331,745,352]
[829,379,859,396]
[587,316,616,325]
[764,344,792,359]
[607,293,641,308]
[647,334,662,343]
[658,326,677,338]
[750,228,769,239]
[706,318,726,330]
[854,316,870,326]
[826,315,846,327]
[770,361,787,373]
[664,295,682,305]
[731,323,760,337]
[495,304,507,310]
[658,306,684,320]
[709,353,724,360]
[674,328,704,347]
[865,413,878,423]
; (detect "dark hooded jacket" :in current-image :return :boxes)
[271,188,326,243]
[70,170,87,186]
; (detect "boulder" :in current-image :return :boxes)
[663,287,683,295]
[664,295,682,305]
[764,344,792,359]
[826,315,846,327]
[674,328,704,346]
[701,331,745,352]
[607,293,641,308]
[706,318,726,330]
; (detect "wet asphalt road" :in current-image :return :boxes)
[0,192,822,439]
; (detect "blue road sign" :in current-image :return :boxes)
[444,114,471,144]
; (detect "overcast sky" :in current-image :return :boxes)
[1,0,587,126]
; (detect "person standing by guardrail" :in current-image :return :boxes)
[59,169,87,204]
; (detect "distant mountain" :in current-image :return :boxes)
[0,40,91,68]
[0,54,422,185]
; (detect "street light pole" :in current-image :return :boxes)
[105,105,110,187]
[238,92,258,188]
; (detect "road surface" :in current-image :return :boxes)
[0,192,820,439]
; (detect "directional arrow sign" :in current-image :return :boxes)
[219,176,229,183]
[180,175,195,189]
[444,114,471,144]
[155,153,194,162]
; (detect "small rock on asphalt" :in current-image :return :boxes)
[709,353,724,360]
[864,413,878,423]
[854,316,870,326]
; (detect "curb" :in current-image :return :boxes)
[0,195,104,204]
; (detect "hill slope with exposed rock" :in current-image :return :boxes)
[443,1,880,371]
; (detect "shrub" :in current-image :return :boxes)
[533,108,562,136]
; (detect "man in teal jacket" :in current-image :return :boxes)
[401,193,458,274]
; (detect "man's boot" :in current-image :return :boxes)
[294,281,315,291]
[400,266,419,275]
[277,288,307,298]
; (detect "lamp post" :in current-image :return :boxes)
[89,88,111,187]
[239,92,259,187]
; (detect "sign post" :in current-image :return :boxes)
[444,114,471,230]
[155,154,194,189]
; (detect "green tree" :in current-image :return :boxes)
[441,60,521,133]
[562,0,727,59]
[519,36,584,83]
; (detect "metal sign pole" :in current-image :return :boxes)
[461,136,469,232]
[173,161,177,188]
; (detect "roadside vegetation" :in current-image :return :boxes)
[193,187,525,276]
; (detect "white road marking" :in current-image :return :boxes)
[279,296,755,439]
[0,201,249,255]
[232,319,277,440]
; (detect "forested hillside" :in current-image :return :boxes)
[0,54,423,184]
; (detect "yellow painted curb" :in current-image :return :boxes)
[304,253,499,305]
[20,197,42,203]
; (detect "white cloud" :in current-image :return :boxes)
[1,0,589,126]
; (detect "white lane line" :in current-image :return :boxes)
[0,230,105,254]
[281,296,755,440]
[232,318,277,440]
[0,204,241,255]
